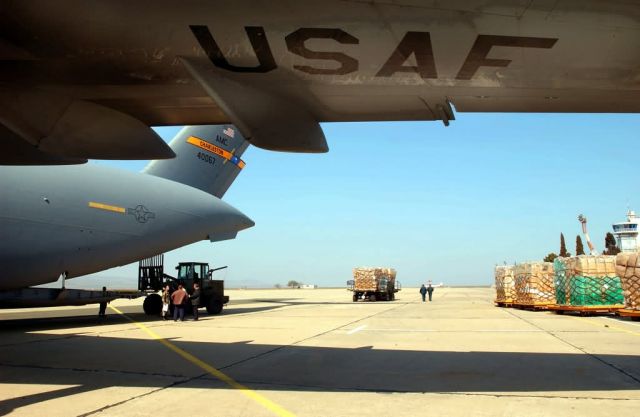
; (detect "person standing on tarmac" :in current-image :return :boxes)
[171,284,188,321]
[419,284,427,302]
[427,284,434,302]
[161,285,171,320]
[190,283,201,321]
[98,286,108,317]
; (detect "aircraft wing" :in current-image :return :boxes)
[2,1,639,164]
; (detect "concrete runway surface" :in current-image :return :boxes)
[1,287,639,417]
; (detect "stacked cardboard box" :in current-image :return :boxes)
[494,265,516,303]
[553,256,624,306]
[514,262,555,305]
[353,267,396,292]
[615,252,640,310]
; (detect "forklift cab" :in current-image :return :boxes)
[176,262,211,284]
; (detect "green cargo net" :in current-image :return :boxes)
[554,257,624,306]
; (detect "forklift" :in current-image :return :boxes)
[138,254,229,316]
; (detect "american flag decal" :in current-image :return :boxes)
[223,127,235,138]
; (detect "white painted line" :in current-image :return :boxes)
[359,328,550,333]
[347,325,367,335]
[603,316,640,328]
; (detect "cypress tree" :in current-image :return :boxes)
[603,232,621,255]
[576,235,585,256]
[559,233,570,257]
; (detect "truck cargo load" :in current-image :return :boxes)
[349,267,399,302]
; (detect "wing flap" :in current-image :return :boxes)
[0,89,175,163]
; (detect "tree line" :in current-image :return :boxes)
[543,232,620,262]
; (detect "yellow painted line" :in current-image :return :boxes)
[88,201,126,214]
[109,305,295,417]
[568,315,640,337]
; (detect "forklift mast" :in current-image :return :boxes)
[138,254,165,292]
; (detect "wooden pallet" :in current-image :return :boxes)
[548,304,624,316]
[494,300,515,308]
[512,303,552,311]
[617,308,640,320]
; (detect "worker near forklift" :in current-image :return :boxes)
[171,284,188,321]
[190,283,201,321]
[161,285,171,320]
[419,284,427,302]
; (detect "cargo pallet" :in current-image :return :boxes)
[617,308,640,321]
[512,303,551,311]
[494,301,515,308]
[548,304,624,316]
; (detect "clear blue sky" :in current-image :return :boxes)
[73,113,639,288]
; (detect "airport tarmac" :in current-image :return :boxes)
[1,287,639,417]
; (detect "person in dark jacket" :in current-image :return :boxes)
[427,284,434,301]
[98,286,108,317]
[190,283,201,321]
[419,284,427,302]
[171,284,188,321]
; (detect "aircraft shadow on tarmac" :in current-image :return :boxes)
[1,322,639,415]
[0,303,294,330]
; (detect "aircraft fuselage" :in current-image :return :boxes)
[0,165,253,290]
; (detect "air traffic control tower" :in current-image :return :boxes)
[612,210,640,252]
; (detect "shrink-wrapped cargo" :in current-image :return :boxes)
[514,262,555,305]
[615,252,640,310]
[495,265,516,303]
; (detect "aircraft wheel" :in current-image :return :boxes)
[206,298,223,315]
[143,294,162,315]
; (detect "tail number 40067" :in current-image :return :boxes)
[197,152,215,166]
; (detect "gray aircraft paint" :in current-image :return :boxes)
[144,125,249,199]
[0,126,254,291]
[2,1,640,163]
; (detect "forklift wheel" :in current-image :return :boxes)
[143,294,162,315]
[206,299,223,315]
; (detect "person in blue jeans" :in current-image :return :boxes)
[171,284,188,321]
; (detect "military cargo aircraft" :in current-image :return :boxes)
[2,1,640,306]
[0,125,254,306]
[2,1,640,165]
